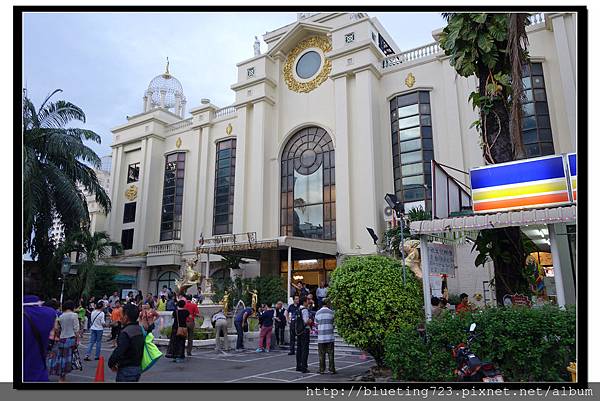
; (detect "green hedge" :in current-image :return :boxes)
[327,255,423,366]
[160,326,218,340]
[384,305,576,382]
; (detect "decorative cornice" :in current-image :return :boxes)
[231,76,277,92]
[386,86,434,101]
[110,133,165,148]
[327,39,384,61]
[329,62,382,80]
[233,95,276,108]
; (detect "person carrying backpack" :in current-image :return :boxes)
[108,303,144,382]
[295,296,312,373]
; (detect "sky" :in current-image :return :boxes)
[23,11,446,158]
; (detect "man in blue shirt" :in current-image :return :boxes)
[285,295,300,355]
[23,295,57,382]
[234,306,253,350]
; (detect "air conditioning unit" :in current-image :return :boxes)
[383,204,395,222]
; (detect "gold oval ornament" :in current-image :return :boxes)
[284,36,332,93]
[226,123,233,136]
[405,72,416,88]
[125,185,138,201]
[175,137,182,148]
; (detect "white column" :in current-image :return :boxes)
[551,14,577,150]
[160,90,166,108]
[145,90,153,111]
[353,70,379,253]
[333,76,352,254]
[143,95,148,112]
[181,100,186,117]
[287,245,292,302]
[108,146,123,241]
[420,235,432,321]
[246,102,266,238]
[548,224,566,308]
[233,106,248,233]
[195,126,211,238]
[175,94,181,117]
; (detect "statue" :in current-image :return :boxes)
[175,258,203,295]
[221,290,230,315]
[402,239,423,279]
[253,36,261,56]
[248,289,258,314]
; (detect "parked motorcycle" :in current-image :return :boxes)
[447,323,504,382]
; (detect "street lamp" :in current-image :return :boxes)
[60,256,72,305]
[385,193,406,286]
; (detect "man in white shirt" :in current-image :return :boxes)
[84,302,106,361]
[316,281,328,308]
[212,310,229,352]
[108,291,120,308]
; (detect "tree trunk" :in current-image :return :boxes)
[478,69,529,304]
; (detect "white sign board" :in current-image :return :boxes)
[428,242,455,274]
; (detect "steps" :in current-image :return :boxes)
[309,329,363,355]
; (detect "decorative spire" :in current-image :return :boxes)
[165,56,170,75]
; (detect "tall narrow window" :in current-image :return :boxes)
[123,202,136,223]
[281,127,335,240]
[521,62,555,157]
[213,139,236,235]
[390,91,434,212]
[121,229,134,250]
[160,153,185,241]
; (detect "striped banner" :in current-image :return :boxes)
[567,153,576,201]
[470,155,571,213]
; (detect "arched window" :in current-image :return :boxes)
[156,271,179,295]
[280,127,335,240]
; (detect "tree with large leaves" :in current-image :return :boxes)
[439,13,532,301]
[23,89,111,278]
[54,231,122,299]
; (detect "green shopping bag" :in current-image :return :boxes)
[141,326,163,373]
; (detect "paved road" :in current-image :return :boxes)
[59,334,373,383]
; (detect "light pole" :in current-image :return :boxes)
[385,193,406,286]
[60,256,71,305]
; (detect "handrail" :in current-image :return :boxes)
[212,106,236,119]
[382,42,442,69]
[166,118,193,132]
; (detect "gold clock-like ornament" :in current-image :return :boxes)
[405,72,416,88]
[283,36,332,93]
[226,123,233,136]
[125,185,138,201]
[175,137,182,148]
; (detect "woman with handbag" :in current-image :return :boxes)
[170,300,190,363]
[46,300,81,382]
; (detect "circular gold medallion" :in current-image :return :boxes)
[283,36,332,93]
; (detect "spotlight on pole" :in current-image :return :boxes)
[366,227,378,245]
[384,193,403,217]
[384,193,406,286]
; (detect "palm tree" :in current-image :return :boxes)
[23,89,111,268]
[54,230,122,299]
[439,13,532,301]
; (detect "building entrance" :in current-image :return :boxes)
[280,258,336,295]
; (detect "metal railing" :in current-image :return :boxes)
[212,106,236,119]
[147,242,183,256]
[165,118,193,132]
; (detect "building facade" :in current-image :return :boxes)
[105,12,577,302]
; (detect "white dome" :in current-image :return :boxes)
[146,71,185,112]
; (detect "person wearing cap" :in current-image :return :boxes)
[23,295,57,382]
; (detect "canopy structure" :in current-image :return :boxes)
[411,205,577,320]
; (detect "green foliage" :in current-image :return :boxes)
[471,228,533,295]
[327,255,424,366]
[212,275,287,310]
[384,306,575,382]
[160,325,216,340]
[439,14,511,78]
[382,206,431,252]
[23,89,110,263]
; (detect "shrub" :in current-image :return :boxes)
[327,255,423,366]
[384,305,576,382]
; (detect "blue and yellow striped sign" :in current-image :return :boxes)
[567,153,576,202]
[470,155,571,213]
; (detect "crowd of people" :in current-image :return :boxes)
[24,280,339,382]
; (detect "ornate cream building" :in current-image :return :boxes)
[104,12,577,303]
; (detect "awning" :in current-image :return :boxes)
[410,205,577,235]
[196,234,337,259]
[113,274,136,284]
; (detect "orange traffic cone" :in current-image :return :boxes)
[94,355,105,382]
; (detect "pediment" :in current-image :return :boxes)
[267,21,332,56]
